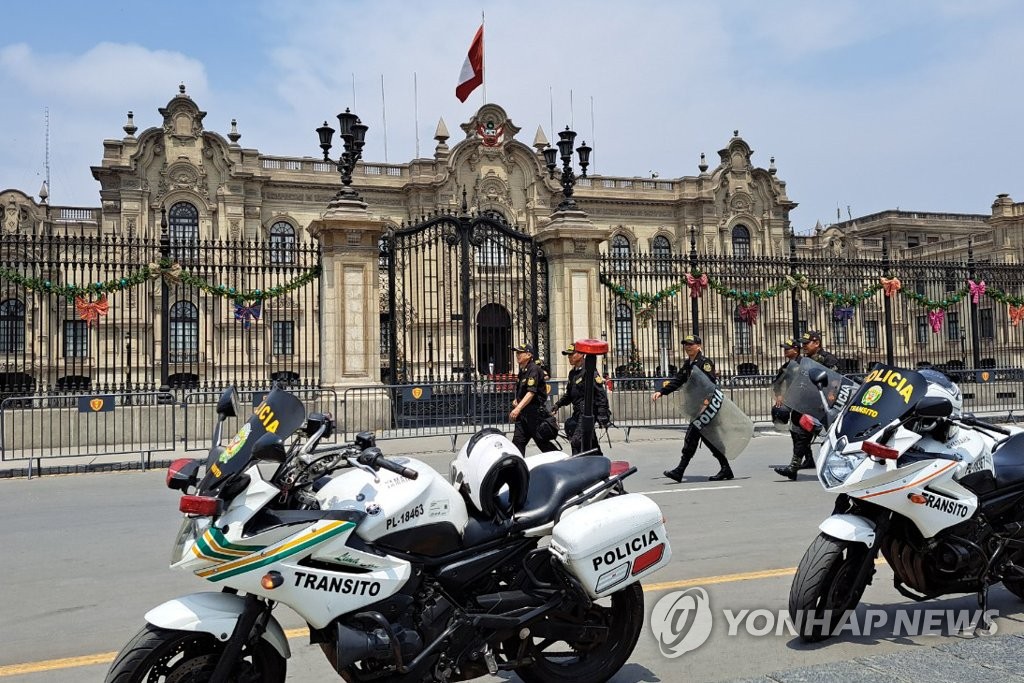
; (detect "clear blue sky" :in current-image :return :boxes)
[1,0,1020,232]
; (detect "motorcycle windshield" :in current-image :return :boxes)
[835,363,928,441]
[775,357,859,421]
[198,387,306,491]
[678,367,754,459]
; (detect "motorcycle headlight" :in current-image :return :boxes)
[170,516,206,565]
[822,449,866,488]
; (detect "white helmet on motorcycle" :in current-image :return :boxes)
[451,428,529,521]
[917,368,963,416]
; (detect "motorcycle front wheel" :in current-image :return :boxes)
[104,623,286,683]
[513,582,644,683]
[789,532,872,643]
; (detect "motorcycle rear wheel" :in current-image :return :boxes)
[104,623,286,683]
[513,582,644,683]
[789,533,871,643]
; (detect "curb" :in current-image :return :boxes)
[0,459,176,480]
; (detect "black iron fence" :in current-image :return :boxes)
[599,238,1024,413]
[0,221,321,401]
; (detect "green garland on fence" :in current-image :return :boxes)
[987,286,1024,307]
[0,258,321,303]
[702,272,793,304]
[802,279,884,306]
[898,285,970,311]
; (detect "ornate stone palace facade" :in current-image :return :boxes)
[1,87,1022,392]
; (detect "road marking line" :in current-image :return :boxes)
[637,485,741,495]
[0,559,888,676]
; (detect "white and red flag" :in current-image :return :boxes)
[456,24,484,103]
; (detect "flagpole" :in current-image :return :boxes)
[381,74,388,163]
[480,11,486,105]
[414,72,420,158]
[590,95,596,175]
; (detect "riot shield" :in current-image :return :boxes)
[774,357,859,422]
[677,368,754,460]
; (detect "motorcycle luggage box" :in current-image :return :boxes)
[549,494,671,598]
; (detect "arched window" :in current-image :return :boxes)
[732,225,751,258]
[612,235,631,272]
[269,221,296,264]
[615,303,634,356]
[168,202,199,261]
[0,299,25,353]
[652,235,671,259]
[733,304,752,354]
[170,301,199,363]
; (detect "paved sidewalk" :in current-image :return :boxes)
[726,632,1024,682]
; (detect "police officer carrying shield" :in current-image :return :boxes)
[552,342,611,454]
[773,330,840,480]
[652,334,734,482]
[510,343,559,455]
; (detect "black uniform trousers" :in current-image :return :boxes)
[564,414,603,455]
[512,404,559,455]
[678,422,729,469]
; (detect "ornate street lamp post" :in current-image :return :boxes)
[543,126,591,212]
[316,108,369,202]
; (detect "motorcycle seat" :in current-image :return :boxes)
[511,456,612,531]
[994,433,1024,489]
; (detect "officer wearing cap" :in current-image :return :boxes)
[510,343,559,455]
[774,330,840,480]
[652,334,734,482]
[552,342,611,454]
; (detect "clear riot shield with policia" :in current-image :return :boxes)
[772,356,860,464]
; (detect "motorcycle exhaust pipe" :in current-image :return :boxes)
[475,590,547,613]
[333,622,394,672]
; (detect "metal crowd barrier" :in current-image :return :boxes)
[0,391,178,477]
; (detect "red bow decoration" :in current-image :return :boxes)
[686,273,708,299]
[968,279,986,304]
[75,294,109,327]
[881,277,902,297]
[738,302,760,325]
[233,300,262,330]
[1010,304,1024,327]
[928,309,945,333]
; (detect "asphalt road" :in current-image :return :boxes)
[3,430,1024,682]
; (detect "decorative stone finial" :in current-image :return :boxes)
[533,125,549,152]
[698,152,708,173]
[179,83,186,94]
[228,119,241,144]
[434,117,450,159]
[123,111,137,138]
[769,156,777,175]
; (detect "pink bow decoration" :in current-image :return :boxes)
[738,302,759,325]
[928,309,945,333]
[233,300,262,330]
[75,294,109,327]
[686,273,708,299]
[968,279,986,304]
[881,277,902,297]
[832,306,854,323]
[1010,304,1024,327]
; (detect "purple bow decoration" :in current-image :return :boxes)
[928,309,945,334]
[832,306,854,324]
[234,300,262,330]
[968,279,986,304]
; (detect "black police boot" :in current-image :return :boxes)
[664,456,691,483]
[773,465,799,481]
[709,463,734,481]
[799,457,815,470]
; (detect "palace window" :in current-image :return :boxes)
[273,321,295,356]
[614,303,634,355]
[947,311,961,342]
[611,235,631,271]
[916,315,929,344]
[734,305,752,354]
[64,320,89,358]
[652,235,671,259]
[168,202,199,262]
[864,320,879,348]
[0,299,25,353]
[170,300,199,363]
[980,308,994,340]
[270,221,296,264]
[732,225,751,258]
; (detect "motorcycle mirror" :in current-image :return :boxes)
[915,395,953,419]
[305,412,333,438]
[252,432,287,463]
[216,386,240,421]
[355,431,376,449]
[808,368,829,389]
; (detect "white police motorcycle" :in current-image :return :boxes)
[779,361,1024,641]
[105,387,672,682]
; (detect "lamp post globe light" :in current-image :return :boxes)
[316,108,369,202]
[542,126,592,212]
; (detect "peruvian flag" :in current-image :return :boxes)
[456,24,484,103]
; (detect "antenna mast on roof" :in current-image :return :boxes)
[44,107,51,197]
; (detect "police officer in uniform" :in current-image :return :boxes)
[773,330,840,480]
[552,342,611,454]
[652,334,734,482]
[510,343,559,455]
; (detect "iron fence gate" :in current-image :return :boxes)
[380,205,549,426]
